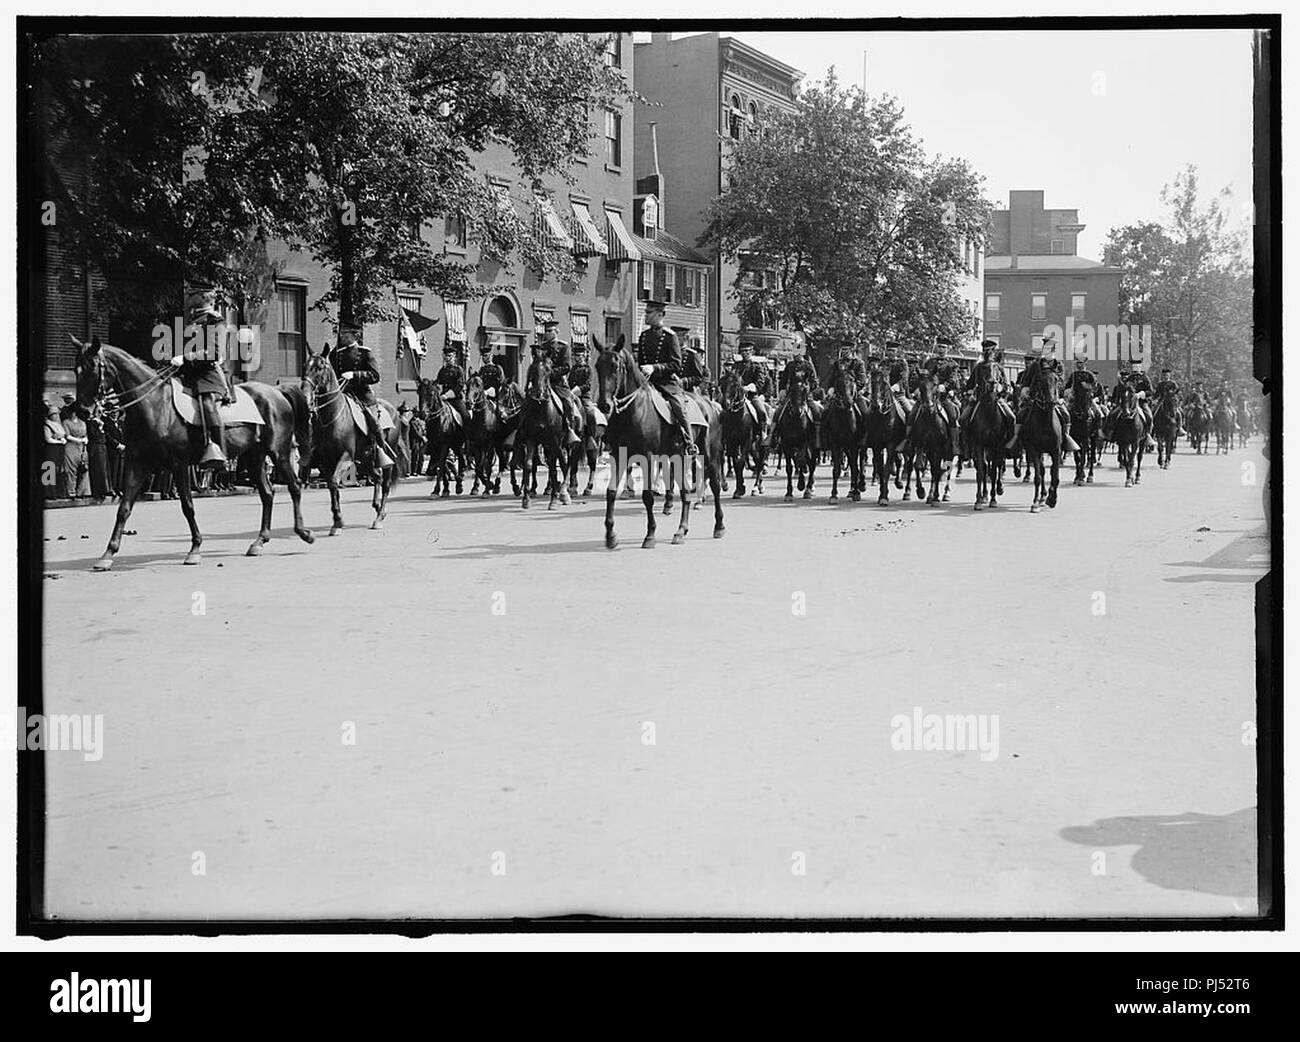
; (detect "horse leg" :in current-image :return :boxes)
[520,440,532,509]
[730,448,745,498]
[274,449,314,544]
[829,447,841,503]
[247,448,276,555]
[1047,453,1060,508]
[784,452,794,501]
[173,464,204,565]
[672,458,692,544]
[641,487,657,548]
[327,458,345,535]
[709,450,725,537]
[91,455,148,570]
[803,445,816,499]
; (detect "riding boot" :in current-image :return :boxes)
[1005,422,1021,452]
[1060,412,1081,453]
[198,395,227,468]
[367,410,396,469]
[948,424,960,459]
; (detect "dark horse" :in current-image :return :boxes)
[966,372,1010,510]
[1185,396,1212,455]
[821,374,865,504]
[1068,378,1102,486]
[774,381,819,502]
[565,392,605,499]
[466,375,522,499]
[863,361,907,506]
[1111,381,1146,487]
[518,350,571,510]
[903,372,953,506]
[418,377,467,497]
[1213,396,1237,454]
[72,336,314,569]
[1021,363,1065,511]
[1152,383,1180,469]
[301,345,400,534]
[592,334,724,549]
[718,369,766,498]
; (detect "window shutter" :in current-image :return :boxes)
[676,266,687,304]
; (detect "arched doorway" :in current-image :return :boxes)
[482,294,528,383]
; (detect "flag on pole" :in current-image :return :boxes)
[395,289,439,361]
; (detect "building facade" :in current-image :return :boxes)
[982,191,1123,385]
[633,32,803,375]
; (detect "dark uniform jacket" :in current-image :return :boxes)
[1153,378,1180,400]
[780,357,818,395]
[436,362,466,398]
[568,360,593,398]
[887,356,910,391]
[830,355,867,394]
[737,358,771,397]
[682,347,709,390]
[1112,370,1152,403]
[920,355,958,387]
[332,342,381,405]
[1063,367,1099,395]
[477,360,505,393]
[965,358,1006,394]
[635,326,684,394]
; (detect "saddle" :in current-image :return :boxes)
[648,386,708,427]
[170,379,263,427]
[344,394,397,434]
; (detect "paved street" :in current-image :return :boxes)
[40,442,1267,920]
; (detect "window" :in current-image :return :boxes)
[639,260,653,301]
[397,293,422,381]
[1050,239,1064,254]
[1031,293,1047,321]
[653,262,667,302]
[570,311,589,348]
[1071,293,1087,321]
[985,293,1001,323]
[748,101,760,138]
[604,33,622,68]
[1031,334,1045,353]
[533,306,555,338]
[683,268,700,307]
[604,316,623,346]
[604,109,622,168]
[445,301,467,344]
[276,284,306,378]
[728,94,744,140]
[663,263,676,304]
[443,214,467,251]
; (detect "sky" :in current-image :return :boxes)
[643,29,1256,260]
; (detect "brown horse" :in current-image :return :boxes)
[1111,381,1146,488]
[718,369,766,498]
[301,345,400,534]
[1152,384,1180,469]
[518,350,571,510]
[773,381,819,502]
[863,362,907,506]
[72,336,314,569]
[465,375,522,498]
[592,334,724,549]
[966,376,1010,510]
[820,374,864,504]
[1021,364,1065,510]
[903,373,953,505]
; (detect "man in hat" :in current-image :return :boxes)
[535,319,582,447]
[568,341,594,402]
[774,339,821,429]
[960,339,1015,430]
[735,340,772,446]
[634,299,694,453]
[477,342,506,399]
[681,338,710,393]
[331,324,396,468]
[172,289,234,467]
[1106,358,1157,451]
[903,336,961,459]
[1153,367,1186,436]
[1006,338,1080,452]
[827,338,868,401]
[435,344,470,427]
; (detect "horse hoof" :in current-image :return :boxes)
[521,500,530,510]
[829,495,838,504]
[1124,479,1133,488]
[878,496,888,506]
[606,535,618,550]
[91,557,115,572]
[802,490,812,500]
[641,537,655,549]
[973,501,983,511]
[560,492,571,506]
[1030,503,1040,513]
[184,551,204,565]
[733,488,745,499]
[713,526,725,538]
[297,529,316,544]
[750,488,759,497]
[784,493,794,502]
[370,520,384,531]
[988,500,998,509]
[942,492,950,502]
[671,533,685,545]
[1086,476,1094,484]
[547,500,557,511]
[246,543,263,557]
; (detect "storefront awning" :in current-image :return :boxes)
[537,197,574,249]
[605,210,641,262]
[570,202,608,257]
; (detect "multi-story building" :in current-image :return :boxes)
[982,190,1124,385]
[633,32,803,375]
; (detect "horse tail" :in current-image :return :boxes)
[284,385,313,465]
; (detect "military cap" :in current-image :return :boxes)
[980,339,998,349]
[644,299,668,313]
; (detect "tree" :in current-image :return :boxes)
[1103,165,1251,386]
[700,72,992,348]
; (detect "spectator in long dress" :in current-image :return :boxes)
[61,400,91,499]
[42,398,67,500]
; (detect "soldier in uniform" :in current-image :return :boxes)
[827,338,867,400]
[534,319,581,447]
[1107,359,1157,451]
[172,288,234,467]
[681,338,710,393]
[904,336,962,458]
[476,342,505,399]
[1006,340,1081,452]
[774,342,821,430]
[331,324,397,469]
[634,299,695,453]
[569,341,594,402]
[435,344,470,426]
[1152,366,1186,437]
[960,339,1015,429]
[735,340,772,445]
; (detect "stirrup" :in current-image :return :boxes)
[199,442,227,468]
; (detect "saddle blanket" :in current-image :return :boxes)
[345,395,397,433]
[170,379,263,426]
[648,387,708,427]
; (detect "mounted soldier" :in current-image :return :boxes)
[961,339,1015,429]
[534,319,582,447]
[827,338,868,401]
[331,324,397,469]
[435,344,470,427]
[568,340,594,402]
[905,336,961,459]
[173,287,234,468]
[634,299,695,453]
[476,342,506,400]
[735,339,772,446]
[1107,359,1157,451]
[1152,366,1186,436]
[774,339,821,429]
[1007,338,1081,452]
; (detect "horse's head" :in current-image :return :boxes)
[591,333,628,414]
[301,342,336,411]
[72,334,107,407]
[525,348,551,402]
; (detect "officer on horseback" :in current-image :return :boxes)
[568,341,593,401]
[635,299,695,454]
[961,339,1015,429]
[828,338,867,399]
[476,342,505,399]
[735,339,772,446]
[1107,359,1158,451]
[332,324,397,469]
[774,340,821,430]
[535,319,582,447]
[435,344,470,426]
[1006,338,1081,453]
[173,288,234,468]
[1152,366,1186,437]
[905,336,962,459]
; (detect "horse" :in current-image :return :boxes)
[820,374,865,504]
[1152,384,1180,469]
[418,377,467,497]
[518,350,571,510]
[592,333,724,549]
[1237,398,1255,446]
[773,380,819,502]
[1213,397,1237,454]
[1110,381,1147,488]
[902,372,952,506]
[1185,397,1212,455]
[465,375,522,499]
[300,345,400,534]
[1067,379,1101,486]
[564,390,605,499]
[965,372,1010,510]
[862,362,907,506]
[71,335,314,569]
[1020,364,1065,511]
[718,370,766,498]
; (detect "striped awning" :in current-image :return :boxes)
[536,197,574,249]
[570,202,607,257]
[605,210,641,262]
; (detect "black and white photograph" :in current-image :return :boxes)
[12,9,1284,963]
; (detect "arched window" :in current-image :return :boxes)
[728,94,744,140]
[748,101,760,138]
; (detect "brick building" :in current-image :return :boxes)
[982,190,1124,385]
[633,32,803,375]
